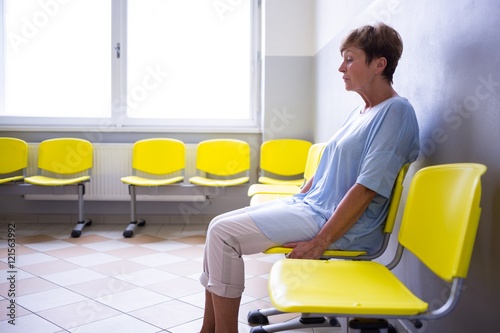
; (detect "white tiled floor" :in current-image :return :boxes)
[0,222,343,333]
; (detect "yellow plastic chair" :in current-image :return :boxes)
[0,137,28,184]
[189,139,250,187]
[257,139,312,186]
[250,163,486,333]
[24,138,93,238]
[121,138,185,237]
[248,142,326,205]
[248,163,410,325]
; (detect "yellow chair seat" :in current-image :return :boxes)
[264,247,365,257]
[189,176,249,187]
[0,175,24,184]
[269,259,428,316]
[248,184,301,197]
[257,177,304,186]
[25,175,90,186]
[121,175,184,186]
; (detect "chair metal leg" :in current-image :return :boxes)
[339,317,348,333]
[248,308,285,325]
[123,219,146,238]
[71,183,92,238]
[123,185,146,237]
[249,314,339,333]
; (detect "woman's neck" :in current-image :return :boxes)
[360,85,398,113]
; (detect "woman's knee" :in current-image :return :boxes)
[207,218,238,247]
[206,214,253,255]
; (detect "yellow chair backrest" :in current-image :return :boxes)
[0,137,28,174]
[260,139,312,177]
[383,163,410,234]
[132,138,185,175]
[399,163,486,281]
[303,142,326,183]
[196,139,250,176]
[38,138,93,175]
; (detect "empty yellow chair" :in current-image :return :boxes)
[121,138,185,237]
[257,139,312,186]
[250,163,486,333]
[189,139,250,187]
[24,138,93,238]
[248,142,326,205]
[0,137,28,184]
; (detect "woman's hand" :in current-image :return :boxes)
[284,239,327,260]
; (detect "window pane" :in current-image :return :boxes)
[2,0,111,118]
[127,0,251,120]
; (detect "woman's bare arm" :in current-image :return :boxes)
[285,183,376,259]
[300,177,314,193]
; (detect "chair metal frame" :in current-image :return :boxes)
[121,138,186,237]
[249,163,487,333]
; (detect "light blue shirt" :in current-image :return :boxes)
[248,96,420,253]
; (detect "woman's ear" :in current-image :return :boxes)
[374,57,387,74]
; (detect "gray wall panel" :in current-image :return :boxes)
[314,1,500,332]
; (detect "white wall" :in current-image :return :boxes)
[314,0,373,53]
[314,0,500,332]
[261,0,315,142]
[264,0,315,56]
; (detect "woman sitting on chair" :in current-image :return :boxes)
[199,23,420,333]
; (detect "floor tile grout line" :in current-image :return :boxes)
[9,251,202,331]
[1,223,261,333]
[54,240,206,331]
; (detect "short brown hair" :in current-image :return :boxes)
[340,23,403,83]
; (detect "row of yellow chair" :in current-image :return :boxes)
[0,137,253,237]
[121,138,252,237]
[0,137,314,238]
[122,138,323,237]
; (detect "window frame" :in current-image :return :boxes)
[0,0,262,134]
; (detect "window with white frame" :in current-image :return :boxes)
[0,0,260,130]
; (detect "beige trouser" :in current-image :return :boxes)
[199,208,278,298]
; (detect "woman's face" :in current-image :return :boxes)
[338,46,377,93]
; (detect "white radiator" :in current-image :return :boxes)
[25,143,201,201]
